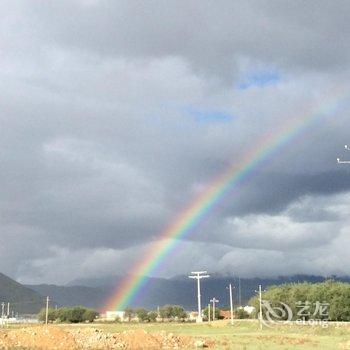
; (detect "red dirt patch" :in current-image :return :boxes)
[0,326,213,349]
[0,326,76,350]
[71,328,195,349]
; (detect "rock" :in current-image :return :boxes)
[194,339,206,348]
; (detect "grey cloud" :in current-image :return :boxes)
[19,0,350,80]
[0,1,350,283]
[220,170,350,218]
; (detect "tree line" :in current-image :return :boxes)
[124,304,250,322]
[38,303,251,323]
[124,305,188,322]
[249,280,350,321]
[38,306,99,323]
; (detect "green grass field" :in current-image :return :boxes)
[60,319,350,349]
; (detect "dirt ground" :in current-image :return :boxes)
[1,321,350,349]
[0,325,212,349]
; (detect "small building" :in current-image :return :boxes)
[105,311,126,321]
[188,311,198,321]
[243,306,255,314]
[219,310,231,319]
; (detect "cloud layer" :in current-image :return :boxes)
[1,1,350,284]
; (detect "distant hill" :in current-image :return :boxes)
[0,272,44,314]
[4,270,349,315]
[66,275,123,288]
[27,274,350,312]
[26,284,110,310]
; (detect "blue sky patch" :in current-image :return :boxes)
[185,107,234,123]
[237,70,281,90]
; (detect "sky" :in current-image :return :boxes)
[1,0,350,285]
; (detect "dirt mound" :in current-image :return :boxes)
[0,326,76,350]
[0,326,210,349]
[70,328,197,349]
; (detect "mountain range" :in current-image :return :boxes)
[2,272,349,314]
[26,274,350,312]
[0,272,44,314]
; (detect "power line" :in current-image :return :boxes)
[337,145,350,164]
[5,300,42,306]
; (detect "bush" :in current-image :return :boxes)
[235,308,250,319]
[65,306,86,323]
[148,311,158,322]
[124,308,134,322]
[38,306,99,323]
[159,305,187,321]
[135,308,149,322]
[203,306,222,320]
[38,308,57,322]
[82,309,99,322]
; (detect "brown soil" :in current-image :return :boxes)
[71,328,194,349]
[0,326,76,349]
[0,326,212,349]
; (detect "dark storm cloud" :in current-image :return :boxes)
[219,170,350,218]
[0,0,350,283]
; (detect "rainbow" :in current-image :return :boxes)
[105,88,344,312]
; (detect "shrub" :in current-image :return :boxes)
[38,306,99,323]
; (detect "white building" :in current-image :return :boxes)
[105,311,126,321]
[243,306,255,314]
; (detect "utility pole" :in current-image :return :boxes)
[188,271,210,323]
[45,296,50,325]
[254,285,265,330]
[227,284,234,325]
[238,277,242,306]
[210,298,219,321]
[258,285,262,330]
[1,303,5,318]
[208,303,211,323]
[7,303,9,318]
[337,145,350,164]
